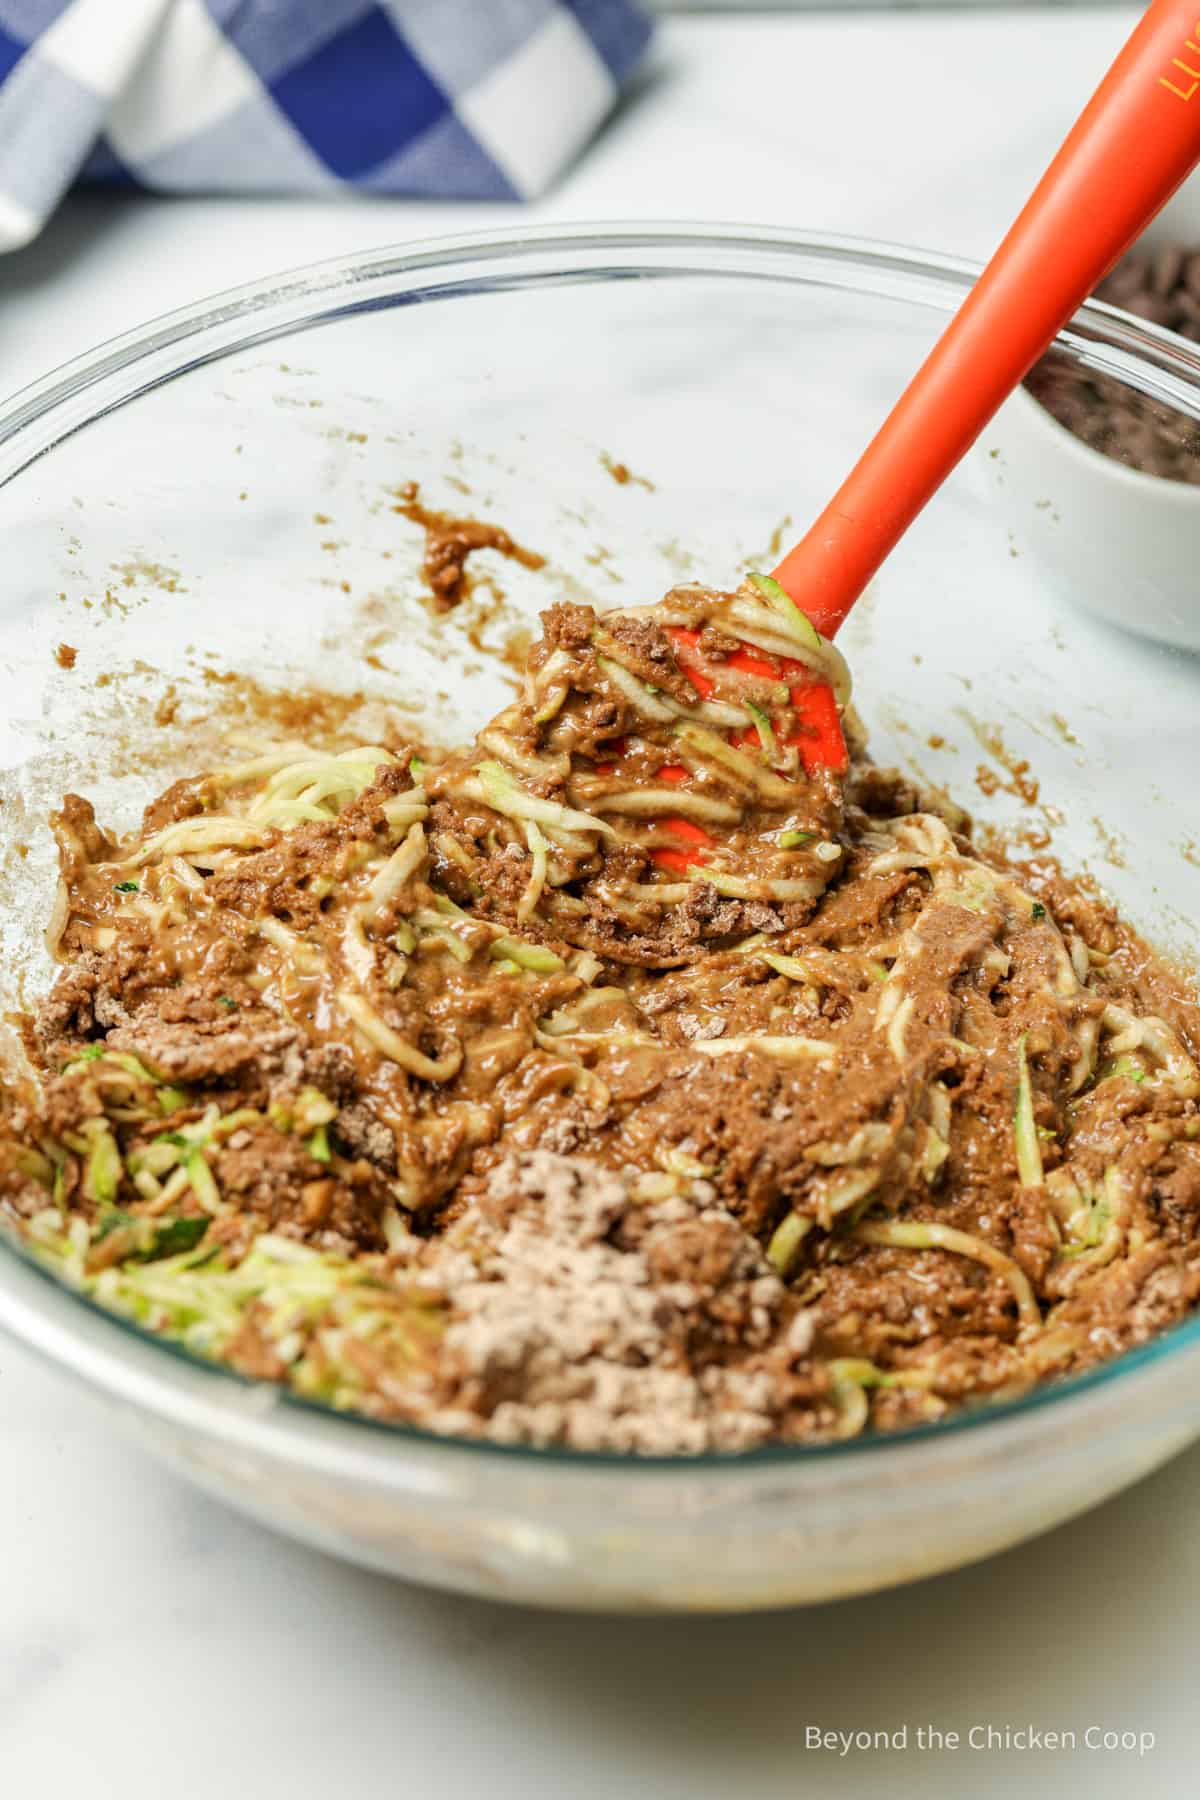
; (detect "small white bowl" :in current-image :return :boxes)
[976,178,1200,655]
[979,382,1200,653]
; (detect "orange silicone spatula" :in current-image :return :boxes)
[651,0,1200,872]
[772,0,1200,646]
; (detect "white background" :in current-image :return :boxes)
[3,10,1197,1798]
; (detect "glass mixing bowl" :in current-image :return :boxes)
[1,225,1199,1614]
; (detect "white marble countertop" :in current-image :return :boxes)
[4,9,1199,1798]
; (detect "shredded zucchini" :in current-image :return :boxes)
[1014,1033,1044,1188]
[293,1087,337,1132]
[1097,1054,1147,1087]
[762,952,819,985]
[744,700,778,766]
[82,1118,122,1206]
[517,820,548,923]
[475,760,616,840]
[489,938,564,974]
[92,1211,210,1264]
[673,721,796,801]
[183,1149,222,1214]
[745,572,823,653]
[766,1210,812,1274]
[855,1218,1040,1327]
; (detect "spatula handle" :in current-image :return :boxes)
[774,0,1200,637]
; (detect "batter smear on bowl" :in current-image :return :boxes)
[392,480,545,611]
[3,578,1200,1452]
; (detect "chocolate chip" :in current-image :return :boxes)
[1152,244,1184,297]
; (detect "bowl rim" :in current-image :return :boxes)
[6,217,1200,483]
[3,218,1200,1479]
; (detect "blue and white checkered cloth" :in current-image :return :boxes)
[0,0,654,250]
